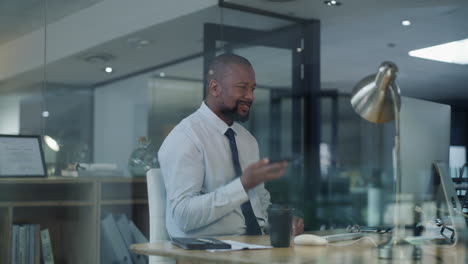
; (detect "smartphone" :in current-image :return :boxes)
[269,155,301,164]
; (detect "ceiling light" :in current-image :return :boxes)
[409,38,468,65]
[104,67,113,73]
[159,72,165,77]
[81,53,115,64]
[42,111,49,117]
[127,38,151,48]
[401,20,411,26]
[296,48,302,53]
[324,0,341,6]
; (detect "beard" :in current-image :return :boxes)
[221,101,251,123]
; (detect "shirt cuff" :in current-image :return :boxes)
[224,177,249,205]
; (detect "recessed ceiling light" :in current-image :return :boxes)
[104,67,113,73]
[159,72,166,77]
[409,38,468,65]
[42,111,49,117]
[81,53,115,64]
[324,0,341,6]
[401,20,411,26]
[127,38,151,48]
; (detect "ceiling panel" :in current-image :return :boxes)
[1,1,468,105]
[0,0,102,45]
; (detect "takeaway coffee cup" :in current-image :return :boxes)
[267,204,293,247]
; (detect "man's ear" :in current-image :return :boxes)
[209,79,221,97]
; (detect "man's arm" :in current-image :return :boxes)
[159,129,249,233]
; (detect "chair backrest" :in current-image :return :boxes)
[146,168,169,241]
[147,169,175,264]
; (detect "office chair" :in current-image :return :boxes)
[146,168,175,264]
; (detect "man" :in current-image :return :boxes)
[158,53,304,237]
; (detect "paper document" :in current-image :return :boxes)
[207,240,272,252]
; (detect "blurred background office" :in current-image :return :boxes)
[1,0,467,263]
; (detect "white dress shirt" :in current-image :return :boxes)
[158,102,271,237]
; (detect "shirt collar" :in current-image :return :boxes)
[199,101,237,136]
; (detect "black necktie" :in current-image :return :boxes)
[225,128,262,235]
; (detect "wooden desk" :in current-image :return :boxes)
[131,235,468,264]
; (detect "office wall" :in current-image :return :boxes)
[94,73,151,176]
[0,94,20,134]
[17,86,94,174]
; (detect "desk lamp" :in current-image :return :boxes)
[350,62,419,259]
[44,135,60,152]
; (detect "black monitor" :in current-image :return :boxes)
[0,135,47,177]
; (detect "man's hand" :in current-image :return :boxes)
[292,216,304,236]
[240,158,287,191]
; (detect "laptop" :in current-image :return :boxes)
[408,161,468,245]
[0,134,47,177]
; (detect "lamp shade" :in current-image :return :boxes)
[44,135,60,152]
[350,61,401,123]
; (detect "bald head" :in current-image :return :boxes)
[206,54,252,89]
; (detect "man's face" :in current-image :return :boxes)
[218,64,256,123]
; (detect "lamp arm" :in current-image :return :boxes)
[390,82,404,242]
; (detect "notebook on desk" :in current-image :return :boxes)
[171,237,232,250]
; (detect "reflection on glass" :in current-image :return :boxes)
[128,136,159,177]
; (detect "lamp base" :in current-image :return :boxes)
[375,237,421,260]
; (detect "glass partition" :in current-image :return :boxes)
[0,2,388,262]
[2,1,467,263]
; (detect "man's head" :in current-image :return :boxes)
[205,54,256,125]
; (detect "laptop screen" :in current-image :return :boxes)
[0,135,47,177]
[425,162,468,244]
